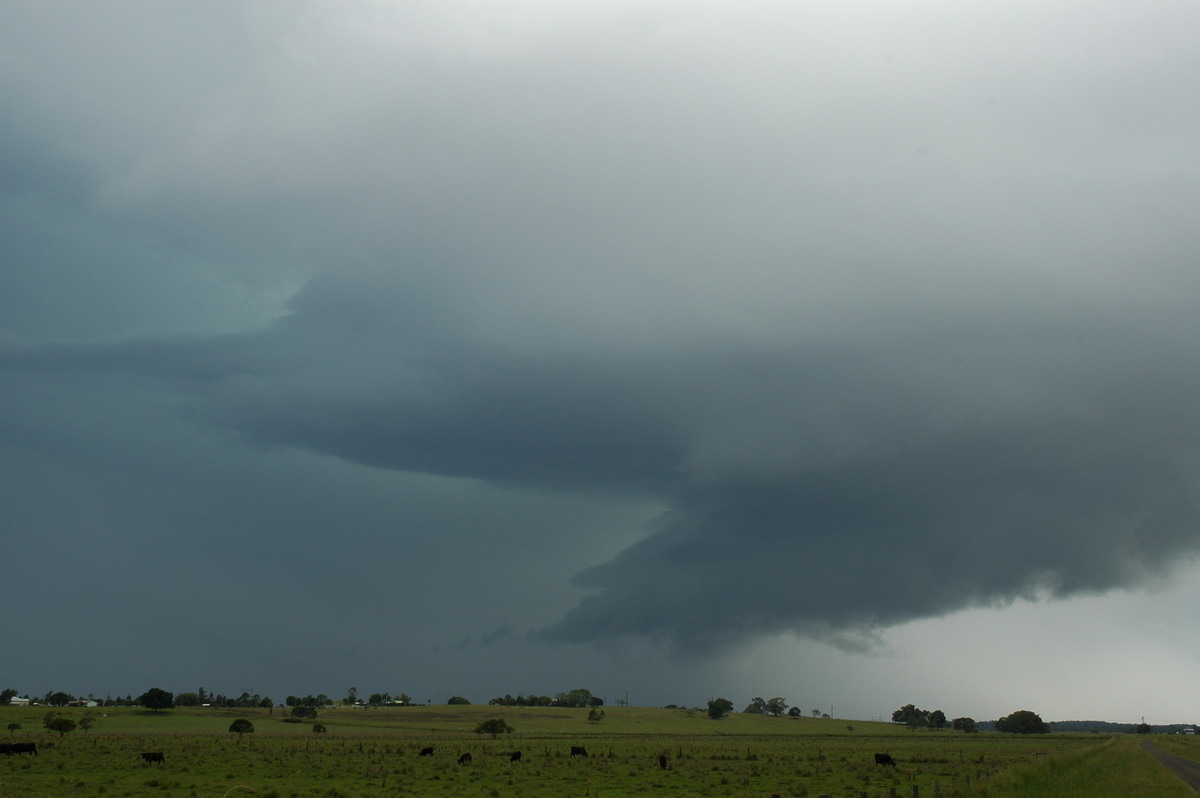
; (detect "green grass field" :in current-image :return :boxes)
[1,705,1195,797]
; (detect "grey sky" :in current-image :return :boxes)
[3,1,1199,723]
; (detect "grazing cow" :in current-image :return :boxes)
[457,752,472,765]
[0,743,11,756]
[11,742,37,756]
[658,753,669,770]
[570,745,588,757]
[874,753,896,767]
[509,750,522,762]
[419,746,434,756]
[140,752,165,765]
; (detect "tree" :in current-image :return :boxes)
[44,691,73,707]
[447,696,470,705]
[554,688,598,708]
[312,724,327,734]
[474,718,514,738]
[929,710,947,730]
[176,692,202,707]
[587,708,606,722]
[765,697,789,717]
[7,722,20,736]
[952,717,977,733]
[995,710,1049,734]
[0,689,16,705]
[46,716,76,737]
[138,688,174,712]
[707,698,734,720]
[892,704,930,728]
[79,712,96,733]
[787,707,803,718]
[228,718,255,738]
[292,705,318,720]
[744,697,766,714]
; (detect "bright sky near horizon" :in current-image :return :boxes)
[2,0,1199,725]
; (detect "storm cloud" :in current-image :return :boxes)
[8,253,1200,654]
[3,0,1200,716]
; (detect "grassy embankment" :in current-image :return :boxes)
[1,705,1195,797]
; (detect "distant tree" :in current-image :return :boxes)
[228,718,255,738]
[138,688,174,713]
[46,716,76,737]
[765,697,789,717]
[344,687,358,706]
[1134,722,1152,734]
[929,710,947,730]
[995,710,1048,734]
[811,708,821,718]
[292,706,318,720]
[744,697,766,714]
[554,688,599,708]
[175,692,201,707]
[44,691,73,707]
[587,708,606,722]
[312,724,327,734]
[892,704,930,728]
[952,717,978,733]
[447,696,470,705]
[474,718,514,738]
[368,693,385,707]
[0,689,16,705]
[707,698,734,720]
[79,712,96,733]
[7,722,21,735]
[788,707,803,719]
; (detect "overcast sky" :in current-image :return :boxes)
[3,1,1199,725]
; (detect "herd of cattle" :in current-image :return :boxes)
[4,741,899,771]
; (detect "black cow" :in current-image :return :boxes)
[658,753,669,770]
[0,743,11,756]
[509,750,522,762]
[570,746,588,757]
[10,742,37,757]
[419,746,434,756]
[874,753,896,767]
[457,752,472,764]
[141,752,165,765]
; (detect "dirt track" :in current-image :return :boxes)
[1142,740,1200,791]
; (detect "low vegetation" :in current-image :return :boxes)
[0,704,1194,797]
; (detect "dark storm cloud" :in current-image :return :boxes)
[8,276,1200,653]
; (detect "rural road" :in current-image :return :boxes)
[1142,740,1200,791]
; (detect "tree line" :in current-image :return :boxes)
[488,688,604,708]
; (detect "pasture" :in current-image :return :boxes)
[0,705,1194,797]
